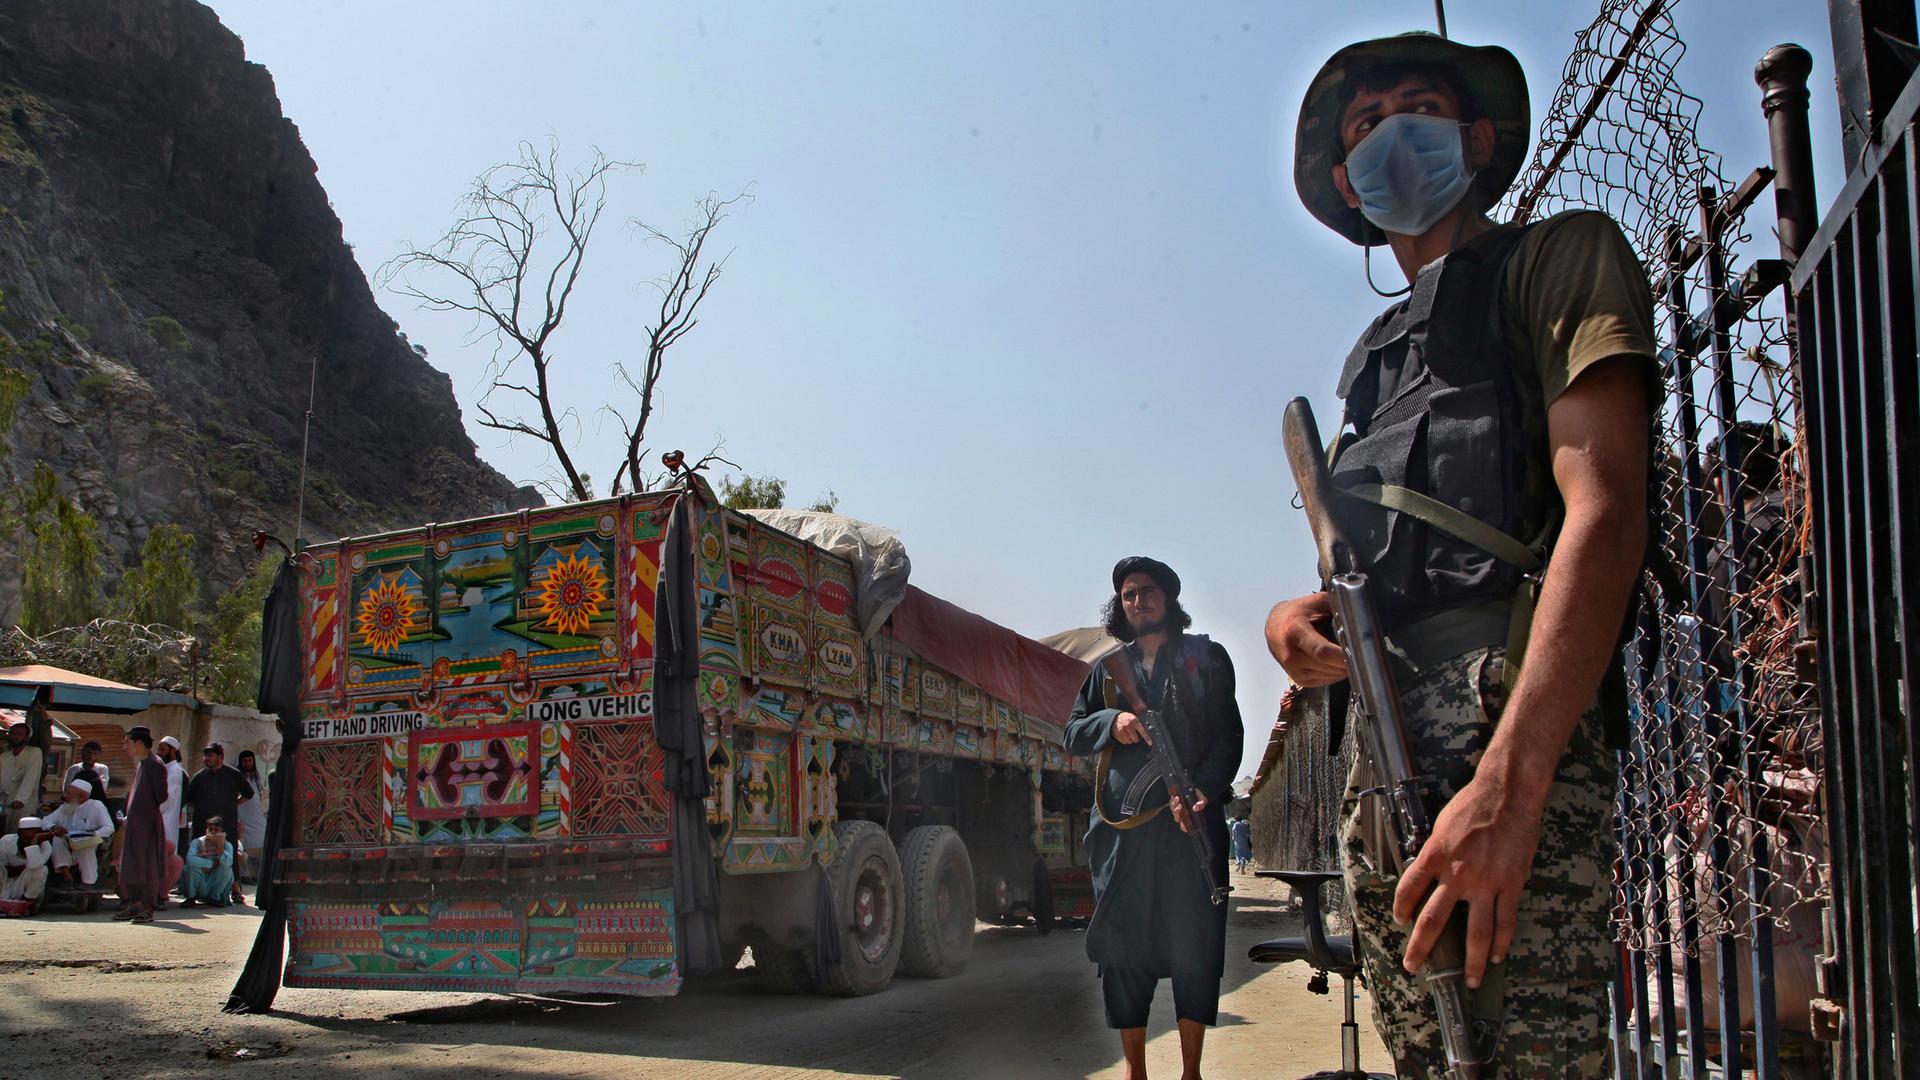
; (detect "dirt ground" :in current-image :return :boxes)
[0,867,1387,1079]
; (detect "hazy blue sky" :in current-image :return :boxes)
[213,0,1841,778]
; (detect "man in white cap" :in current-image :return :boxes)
[0,816,51,903]
[44,778,114,885]
[157,735,188,857]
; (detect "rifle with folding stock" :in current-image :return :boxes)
[1098,651,1231,906]
[1282,396,1492,1079]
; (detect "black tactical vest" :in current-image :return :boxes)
[1329,224,1550,628]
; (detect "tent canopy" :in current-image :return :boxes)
[0,665,153,713]
[1038,626,1125,666]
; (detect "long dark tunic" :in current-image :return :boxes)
[1065,634,1243,978]
[185,764,254,840]
[118,754,170,906]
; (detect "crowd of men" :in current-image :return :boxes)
[0,719,270,922]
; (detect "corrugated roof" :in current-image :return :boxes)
[0,665,153,713]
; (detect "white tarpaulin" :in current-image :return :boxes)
[1038,626,1124,665]
[742,509,912,638]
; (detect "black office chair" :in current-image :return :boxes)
[1248,869,1391,1080]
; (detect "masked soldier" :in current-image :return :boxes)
[1067,556,1243,1080]
[1265,33,1657,1076]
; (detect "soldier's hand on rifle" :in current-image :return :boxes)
[1265,592,1348,687]
[1392,773,1547,989]
[1111,712,1153,746]
[1167,791,1207,834]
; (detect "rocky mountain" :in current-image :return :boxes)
[0,0,531,618]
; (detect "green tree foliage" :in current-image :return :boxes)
[114,523,199,627]
[806,490,840,514]
[721,473,786,510]
[12,464,103,633]
[0,363,26,449]
[0,288,32,457]
[198,554,280,705]
[143,315,190,353]
[1,301,105,634]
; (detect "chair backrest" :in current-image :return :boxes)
[1258,869,1346,971]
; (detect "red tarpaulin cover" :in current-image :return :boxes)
[884,585,1093,721]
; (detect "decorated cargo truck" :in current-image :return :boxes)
[275,476,1095,998]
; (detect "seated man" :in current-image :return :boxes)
[1,816,51,904]
[44,779,115,886]
[64,740,109,803]
[181,816,235,907]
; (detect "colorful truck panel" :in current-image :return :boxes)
[280,485,1091,997]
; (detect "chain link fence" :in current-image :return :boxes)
[1500,0,1827,1069]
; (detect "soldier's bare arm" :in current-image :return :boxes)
[1393,358,1650,985]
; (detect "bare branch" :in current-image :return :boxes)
[615,189,753,492]
[378,138,640,503]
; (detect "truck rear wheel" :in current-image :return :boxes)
[897,825,975,978]
[753,945,814,994]
[1032,856,1055,936]
[817,819,903,996]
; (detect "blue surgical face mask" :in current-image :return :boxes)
[1342,112,1476,237]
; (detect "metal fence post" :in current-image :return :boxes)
[1660,221,1740,1078]
[1699,183,1782,1080]
[1825,0,1919,165]
[1756,44,1820,266]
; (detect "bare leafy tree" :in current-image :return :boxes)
[608,191,748,496]
[382,140,636,502]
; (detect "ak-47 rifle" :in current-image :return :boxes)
[1098,651,1231,906]
[1282,396,1492,1079]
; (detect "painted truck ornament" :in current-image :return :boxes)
[280,486,1095,1000]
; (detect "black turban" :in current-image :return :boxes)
[1111,556,1180,599]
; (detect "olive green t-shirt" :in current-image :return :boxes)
[1489,209,1660,525]
[1499,208,1661,408]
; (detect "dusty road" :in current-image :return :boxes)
[0,869,1387,1079]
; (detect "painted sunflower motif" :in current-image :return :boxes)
[356,571,421,656]
[538,548,608,637]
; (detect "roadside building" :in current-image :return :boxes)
[0,666,278,813]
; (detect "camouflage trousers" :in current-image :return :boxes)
[1341,647,1619,1078]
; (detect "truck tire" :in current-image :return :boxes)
[897,825,975,978]
[753,945,815,994]
[817,819,903,996]
[1032,857,1055,936]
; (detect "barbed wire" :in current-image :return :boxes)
[0,618,205,694]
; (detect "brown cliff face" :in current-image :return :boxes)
[0,0,526,614]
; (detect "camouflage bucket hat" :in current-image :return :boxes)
[1295,32,1531,246]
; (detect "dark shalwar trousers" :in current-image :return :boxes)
[1099,965,1221,1028]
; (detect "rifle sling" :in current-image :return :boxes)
[1093,660,1173,830]
[1339,482,1559,693]
[1094,745,1166,831]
